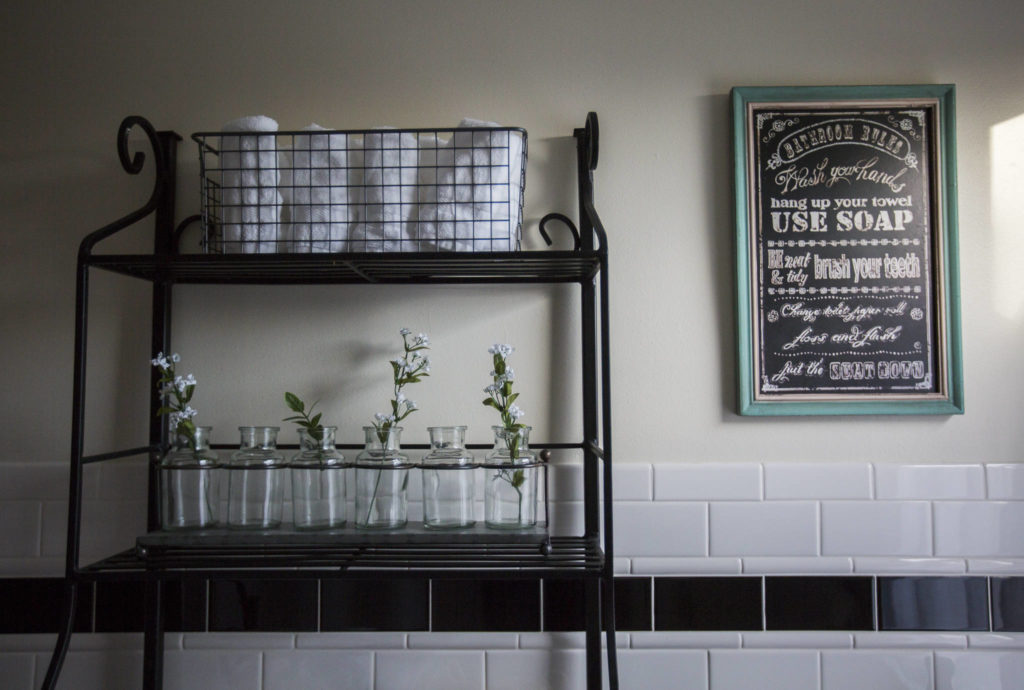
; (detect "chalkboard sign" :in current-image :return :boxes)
[732,85,963,415]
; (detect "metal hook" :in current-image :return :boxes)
[539,213,581,251]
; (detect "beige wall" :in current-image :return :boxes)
[2,0,1023,465]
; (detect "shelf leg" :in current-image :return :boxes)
[603,576,618,690]
[143,579,165,690]
[39,581,78,690]
[585,578,601,689]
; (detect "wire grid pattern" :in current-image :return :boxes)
[194,126,527,254]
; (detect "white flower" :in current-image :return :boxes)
[151,352,170,370]
[508,403,524,421]
[396,391,406,403]
[170,353,181,363]
[484,384,499,395]
[399,327,411,336]
[488,343,514,358]
[405,400,417,411]
[504,367,515,381]
[374,412,390,424]
[416,333,429,346]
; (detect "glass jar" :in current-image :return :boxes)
[354,426,411,529]
[290,426,347,530]
[227,426,286,529]
[159,426,220,530]
[484,425,539,529]
[421,426,476,530]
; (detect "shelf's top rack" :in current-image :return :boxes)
[85,249,602,285]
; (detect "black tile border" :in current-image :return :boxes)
[0,574,1013,634]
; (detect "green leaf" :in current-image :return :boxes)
[483,398,499,408]
[284,392,304,413]
[310,413,321,428]
[156,406,175,416]
[506,392,519,404]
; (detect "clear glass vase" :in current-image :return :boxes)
[159,426,220,530]
[290,426,347,530]
[484,425,539,529]
[421,426,476,530]
[354,426,410,529]
[227,426,286,529]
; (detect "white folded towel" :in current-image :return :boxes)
[417,118,524,252]
[285,124,355,252]
[219,116,282,253]
[354,128,417,252]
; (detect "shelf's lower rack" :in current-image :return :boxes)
[80,535,603,580]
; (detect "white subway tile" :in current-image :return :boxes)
[986,464,1024,500]
[935,651,1024,690]
[967,559,1024,574]
[0,463,78,501]
[742,632,852,649]
[294,632,406,649]
[0,634,58,653]
[408,632,517,649]
[0,502,41,557]
[68,633,144,651]
[709,502,817,556]
[163,649,262,690]
[95,458,149,500]
[934,502,1024,557]
[486,650,586,690]
[376,650,484,690]
[42,500,148,563]
[764,462,871,500]
[968,633,1024,649]
[631,557,742,575]
[612,464,653,501]
[0,653,35,690]
[708,650,819,690]
[518,632,627,649]
[549,464,583,501]
[875,464,985,500]
[182,632,295,649]
[855,632,967,649]
[821,501,931,556]
[263,650,372,690]
[614,502,707,557]
[617,649,708,690]
[38,649,142,690]
[631,631,740,649]
[655,463,761,501]
[742,557,852,574]
[0,557,64,577]
[821,650,932,690]
[613,557,631,575]
[854,557,966,574]
[548,501,584,536]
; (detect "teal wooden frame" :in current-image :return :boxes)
[732,85,964,416]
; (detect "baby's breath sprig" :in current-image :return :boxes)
[372,328,430,443]
[152,352,199,448]
[483,343,527,499]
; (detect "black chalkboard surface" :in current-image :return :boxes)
[733,86,963,415]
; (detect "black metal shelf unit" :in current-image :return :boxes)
[42,113,616,689]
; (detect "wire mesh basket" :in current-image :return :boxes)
[192,125,527,253]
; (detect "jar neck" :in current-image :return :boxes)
[175,426,212,452]
[299,426,337,452]
[364,425,402,452]
[239,426,279,450]
[492,425,531,450]
[428,426,467,450]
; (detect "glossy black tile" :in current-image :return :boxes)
[162,578,207,632]
[321,579,428,631]
[765,577,873,630]
[95,580,146,632]
[992,577,1024,632]
[209,579,318,632]
[654,577,762,631]
[0,578,93,633]
[613,577,653,631]
[432,579,540,632]
[543,579,585,631]
[878,577,988,631]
